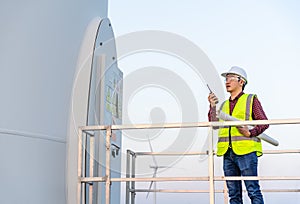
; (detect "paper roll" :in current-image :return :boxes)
[217,111,279,146]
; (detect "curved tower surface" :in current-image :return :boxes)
[0,1,123,204]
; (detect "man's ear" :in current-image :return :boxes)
[239,80,244,86]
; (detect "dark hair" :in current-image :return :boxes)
[242,83,246,90]
[238,77,246,90]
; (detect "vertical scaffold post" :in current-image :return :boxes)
[105,126,112,204]
[77,128,83,204]
[223,181,228,204]
[208,127,215,204]
[89,133,95,204]
[131,153,136,204]
[126,150,131,204]
[82,132,87,204]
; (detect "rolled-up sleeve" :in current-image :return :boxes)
[208,106,218,122]
[249,96,269,137]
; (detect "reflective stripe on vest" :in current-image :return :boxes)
[218,136,260,143]
[217,93,263,157]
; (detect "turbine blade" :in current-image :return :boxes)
[146,181,153,198]
[147,136,158,166]
[146,168,158,199]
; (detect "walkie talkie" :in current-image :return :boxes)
[207,84,218,104]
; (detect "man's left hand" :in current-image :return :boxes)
[237,126,251,137]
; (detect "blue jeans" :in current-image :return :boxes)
[223,149,264,204]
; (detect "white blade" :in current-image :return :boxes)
[148,136,158,166]
[146,167,157,198]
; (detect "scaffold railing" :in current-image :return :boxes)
[77,119,300,204]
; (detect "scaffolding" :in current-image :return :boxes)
[77,119,300,204]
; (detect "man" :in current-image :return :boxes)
[208,66,269,204]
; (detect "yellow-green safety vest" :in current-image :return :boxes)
[217,94,263,157]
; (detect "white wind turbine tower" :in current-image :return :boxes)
[146,136,169,204]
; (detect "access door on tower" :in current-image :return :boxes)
[86,18,122,204]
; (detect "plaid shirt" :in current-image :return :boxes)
[208,92,269,137]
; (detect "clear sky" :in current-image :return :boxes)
[108,1,300,203]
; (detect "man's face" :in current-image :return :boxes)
[224,74,243,93]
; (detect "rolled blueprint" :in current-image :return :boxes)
[217,111,279,146]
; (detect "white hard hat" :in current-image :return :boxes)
[221,66,247,84]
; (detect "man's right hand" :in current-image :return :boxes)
[208,93,219,107]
